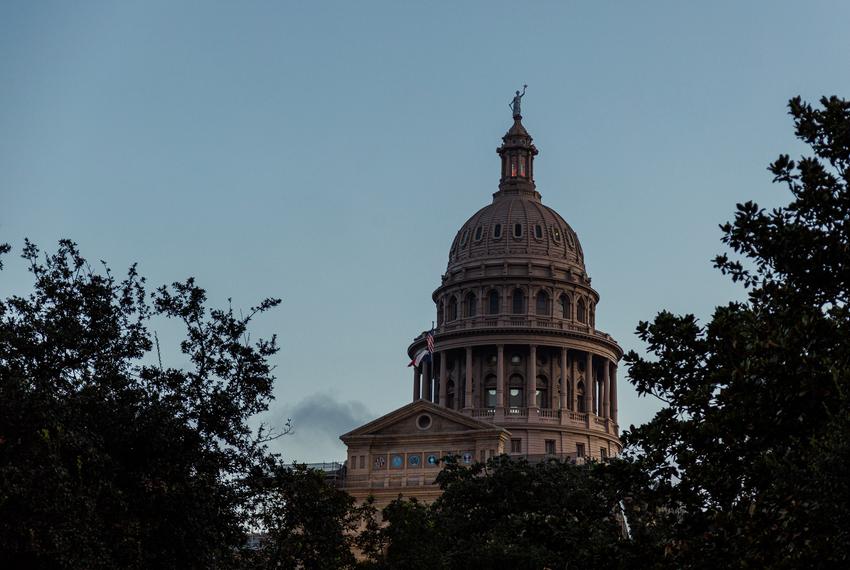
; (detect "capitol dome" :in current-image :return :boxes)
[448,196,585,272]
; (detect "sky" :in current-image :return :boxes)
[2,1,850,462]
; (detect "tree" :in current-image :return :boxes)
[362,456,638,569]
[621,96,850,567]
[0,240,282,569]
[244,463,364,570]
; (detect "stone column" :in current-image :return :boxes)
[602,358,610,418]
[453,356,461,410]
[439,352,448,407]
[496,344,505,410]
[610,363,618,424]
[559,348,568,410]
[528,344,537,411]
[422,360,432,402]
[464,347,473,411]
[413,366,421,402]
[571,353,578,411]
[585,352,593,414]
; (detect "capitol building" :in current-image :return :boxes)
[341,102,622,505]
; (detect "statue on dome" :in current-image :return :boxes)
[509,85,527,119]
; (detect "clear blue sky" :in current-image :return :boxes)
[2,1,849,461]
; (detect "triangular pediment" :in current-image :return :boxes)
[340,400,504,441]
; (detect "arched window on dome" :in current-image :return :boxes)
[510,156,517,177]
[488,290,500,315]
[534,224,543,240]
[512,288,526,315]
[446,380,455,410]
[560,293,572,319]
[493,223,502,239]
[508,374,524,409]
[484,374,497,408]
[536,375,549,409]
[464,292,477,318]
[576,381,586,413]
[519,156,526,177]
[474,226,483,241]
[448,297,458,321]
[577,298,587,324]
[535,290,549,315]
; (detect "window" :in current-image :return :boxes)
[417,414,432,430]
[510,354,522,365]
[480,449,486,463]
[534,224,543,239]
[552,226,562,243]
[577,298,586,323]
[508,374,524,408]
[511,439,522,453]
[536,376,549,408]
[493,223,502,239]
[359,455,365,469]
[545,440,556,455]
[448,297,458,321]
[511,157,517,176]
[488,290,500,315]
[460,229,469,246]
[576,443,585,457]
[464,292,477,318]
[513,223,523,238]
[484,374,497,408]
[512,288,525,314]
[535,291,549,315]
[600,447,608,460]
[560,294,571,319]
[576,382,586,413]
[519,156,526,177]
[474,226,483,241]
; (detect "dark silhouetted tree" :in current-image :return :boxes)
[622,96,850,567]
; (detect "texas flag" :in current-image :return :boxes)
[407,348,431,368]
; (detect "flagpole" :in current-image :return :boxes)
[431,320,435,403]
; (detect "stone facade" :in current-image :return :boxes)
[341,111,621,506]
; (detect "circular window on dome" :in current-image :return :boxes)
[417,414,432,430]
[493,223,502,239]
[474,226,483,241]
[552,227,562,243]
[534,224,543,240]
[513,223,523,239]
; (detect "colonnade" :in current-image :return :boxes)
[412,344,618,424]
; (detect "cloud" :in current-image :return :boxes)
[266,393,373,463]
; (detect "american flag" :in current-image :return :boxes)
[426,329,435,354]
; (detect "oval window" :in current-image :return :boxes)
[417,414,432,430]
[474,226,483,241]
[534,225,543,239]
[493,223,502,239]
[513,223,523,238]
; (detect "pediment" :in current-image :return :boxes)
[340,400,503,440]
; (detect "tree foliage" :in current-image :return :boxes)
[0,240,282,569]
[622,96,850,567]
[360,456,639,569]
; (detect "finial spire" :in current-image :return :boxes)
[509,84,528,119]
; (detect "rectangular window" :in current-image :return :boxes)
[511,438,522,454]
[600,447,608,460]
[545,439,556,455]
[576,443,585,458]
[480,449,486,463]
[359,455,365,469]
